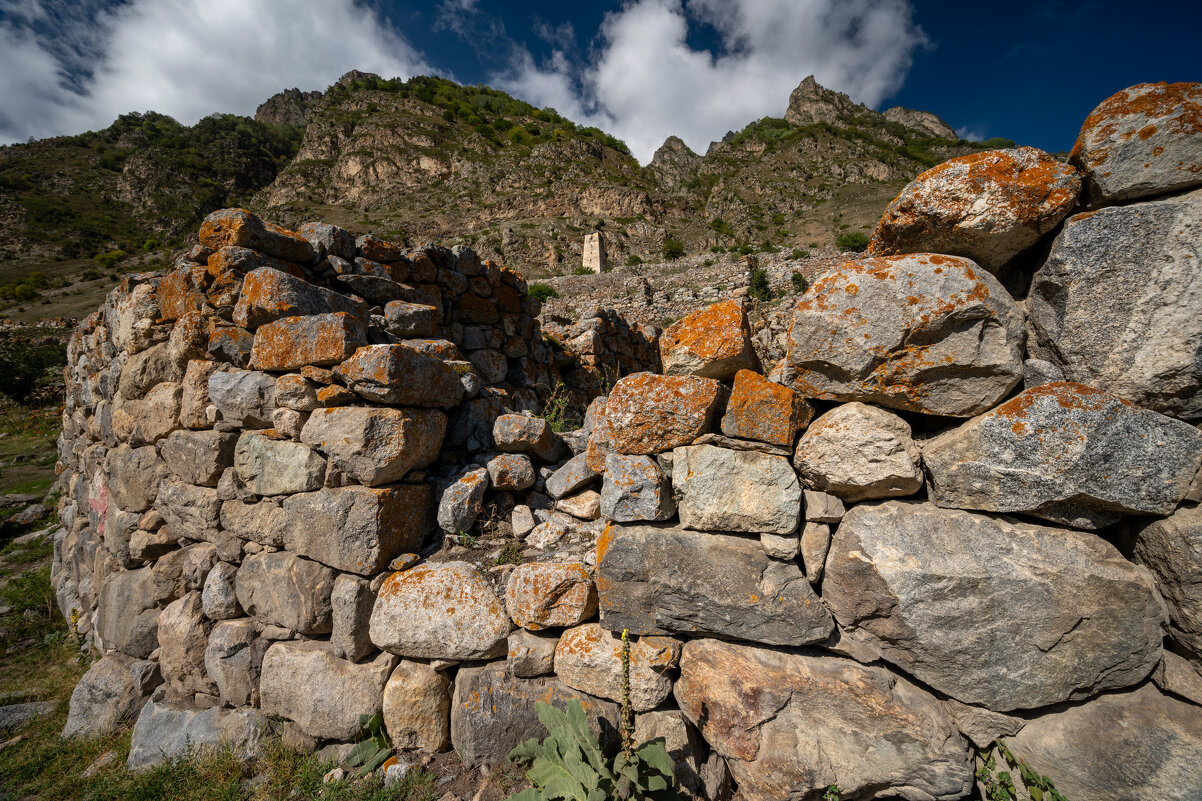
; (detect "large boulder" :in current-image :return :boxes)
[95,567,160,658]
[658,299,760,379]
[672,444,801,534]
[233,431,326,496]
[600,454,675,523]
[823,501,1167,711]
[1071,81,1202,206]
[793,402,923,501]
[923,382,1202,529]
[605,373,725,454]
[597,525,832,646]
[106,445,169,511]
[1008,683,1202,801]
[675,639,973,801]
[553,624,676,712]
[198,208,315,264]
[154,479,220,541]
[207,370,275,428]
[258,641,396,741]
[62,653,159,739]
[783,254,1023,417]
[450,662,619,768]
[867,147,1080,273]
[334,344,463,408]
[719,369,813,447]
[234,552,334,635]
[1025,188,1202,419]
[232,267,364,330]
[301,406,445,487]
[248,312,366,371]
[382,660,452,752]
[126,696,265,770]
[281,485,430,574]
[369,562,511,660]
[436,467,488,533]
[157,591,213,696]
[1133,505,1202,659]
[505,562,597,631]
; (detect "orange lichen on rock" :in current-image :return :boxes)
[605,372,725,454]
[720,369,815,447]
[248,312,365,371]
[505,562,597,631]
[867,146,1080,273]
[1070,82,1202,204]
[659,299,760,379]
[198,208,314,264]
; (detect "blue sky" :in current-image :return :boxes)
[1,0,1198,162]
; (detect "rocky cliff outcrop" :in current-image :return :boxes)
[48,82,1202,801]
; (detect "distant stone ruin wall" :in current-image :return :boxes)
[47,82,1202,800]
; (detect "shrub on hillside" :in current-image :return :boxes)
[662,238,685,261]
[528,283,559,302]
[835,232,870,252]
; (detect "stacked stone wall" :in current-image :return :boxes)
[49,82,1202,801]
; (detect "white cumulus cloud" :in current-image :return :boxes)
[0,0,429,144]
[493,0,928,163]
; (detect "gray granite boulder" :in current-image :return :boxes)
[235,552,334,635]
[126,695,266,770]
[675,639,973,801]
[793,403,923,501]
[300,406,445,487]
[1133,504,1202,660]
[1026,189,1202,419]
[673,444,800,534]
[597,525,832,646]
[600,454,675,523]
[62,653,160,739]
[923,382,1202,528]
[823,501,1167,711]
[783,253,1023,417]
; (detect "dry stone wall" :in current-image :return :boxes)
[49,82,1202,801]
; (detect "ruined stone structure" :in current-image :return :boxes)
[582,231,607,274]
[50,82,1202,801]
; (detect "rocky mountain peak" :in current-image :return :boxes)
[883,106,957,139]
[649,135,701,191]
[784,75,864,126]
[254,87,323,127]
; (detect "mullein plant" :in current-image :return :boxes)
[507,629,679,800]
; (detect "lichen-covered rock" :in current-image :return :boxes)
[233,267,364,331]
[112,382,181,446]
[1008,683,1202,801]
[659,300,760,379]
[450,662,619,768]
[382,660,451,752]
[436,467,488,534]
[1025,189,1202,419]
[96,568,160,658]
[505,562,597,631]
[673,444,801,534]
[369,562,511,660]
[300,407,445,487]
[106,445,169,511]
[206,327,254,368]
[233,431,325,496]
[299,221,355,260]
[248,312,366,371]
[600,454,675,523]
[545,453,599,500]
[675,639,973,801]
[207,370,276,428]
[201,561,241,620]
[154,479,220,542]
[605,373,724,454]
[62,653,159,739]
[235,552,334,635]
[126,696,265,771]
[219,499,286,547]
[783,254,1024,417]
[157,591,213,696]
[508,629,558,678]
[793,403,923,501]
[335,344,464,408]
[553,624,677,712]
[1071,81,1202,206]
[719,369,813,447]
[597,525,832,646]
[867,147,1080,272]
[384,300,439,338]
[923,382,1202,529]
[281,485,430,575]
[486,453,536,491]
[204,619,261,707]
[493,414,565,462]
[823,501,1167,711]
[259,641,395,741]
[331,574,375,663]
[160,431,238,488]
[1133,505,1202,660]
[199,208,315,264]
[180,359,222,429]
